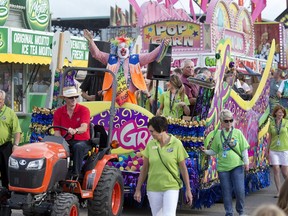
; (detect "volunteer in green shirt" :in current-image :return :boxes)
[268,105,288,198]
[202,109,250,216]
[157,75,190,118]
[0,89,21,188]
[134,116,192,216]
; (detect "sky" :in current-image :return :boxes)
[49,0,287,21]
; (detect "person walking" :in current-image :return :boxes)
[267,105,288,197]
[53,86,91,178]
[201,109,250,216]
[134,116,193,216]
[0,89,21,188]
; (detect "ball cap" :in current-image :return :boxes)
[60,86,80,98]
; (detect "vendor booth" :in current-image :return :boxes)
[0,0,89,142]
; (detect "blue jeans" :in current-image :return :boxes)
[218,166,245,216]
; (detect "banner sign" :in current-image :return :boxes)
[11,30,53,56]
[0,27,8,53]
[71,38,89,61]
[11,30,89,61]
[25,0,50,31]
[0,0,9,26]
[143,21,202,50]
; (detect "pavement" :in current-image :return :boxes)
[10,174,279,216]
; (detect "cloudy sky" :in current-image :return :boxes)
[49,0,286,21]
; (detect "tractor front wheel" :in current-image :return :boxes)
[88,166,124,216]
[51,193,79,216]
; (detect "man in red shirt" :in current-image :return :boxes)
[53,86,91,177]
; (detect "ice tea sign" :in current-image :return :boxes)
[25,0,50,31]
[0,0,9,26]
[143,21,202,50]
[12,30,53,56]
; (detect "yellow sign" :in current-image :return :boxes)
[143,21,201,48]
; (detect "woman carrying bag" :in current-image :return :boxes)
[201,109,250,216]
[134,116,192,216]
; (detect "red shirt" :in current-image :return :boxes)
[53,104,90,140]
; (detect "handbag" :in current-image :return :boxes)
[156,148,184,205]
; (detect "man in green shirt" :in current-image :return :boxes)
[0,90,21,188]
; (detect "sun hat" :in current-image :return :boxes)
[60,86,80,98]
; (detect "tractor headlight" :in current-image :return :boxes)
[26,159,44,170]
[9,157,19,169]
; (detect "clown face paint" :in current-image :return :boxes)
[117,42,130,59]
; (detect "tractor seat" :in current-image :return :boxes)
[90,123,108,150]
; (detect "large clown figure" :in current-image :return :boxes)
[84,29,169,106]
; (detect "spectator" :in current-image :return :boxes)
[201,109,250,216]
[53,86,91,178]
[252,204,285,216]
[172,67,182,78]
[80,73,104,101]
[276,73,288,113]
[270,69,282,113]
[196,67,212,81]
[194,67,201,75]
[268,105,288,198]
[277,178,288,214]
[134,116,192,216]
[180,60,199,115]
[135,70,163,113]
[157,75,190,118]
[235,74,252,94]
[0,89,21,188]
[227,61,237,77]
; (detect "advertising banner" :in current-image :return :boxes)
[0,27,8,53]
[142,21,202,50]
[11,30,52,56]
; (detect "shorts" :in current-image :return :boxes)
[269,150,288,166]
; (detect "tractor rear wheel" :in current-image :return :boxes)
[88,166,124,216]
[51,193,79,216]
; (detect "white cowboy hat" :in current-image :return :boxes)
[60,86,80,98]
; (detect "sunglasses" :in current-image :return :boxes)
[223,119,233,123]
[67,96,79,100]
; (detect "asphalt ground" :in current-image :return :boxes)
[11,172,279,215]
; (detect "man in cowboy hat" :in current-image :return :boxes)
[53,86,91,178]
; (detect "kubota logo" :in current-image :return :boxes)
[19,160,27,166]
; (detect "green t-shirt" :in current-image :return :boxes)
[0,104,22,145]
[268,118,288,151]
[141,134,188,191]
[159,91,190,118]
[210,128,250,172]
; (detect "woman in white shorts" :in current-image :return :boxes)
[268,105,288,198]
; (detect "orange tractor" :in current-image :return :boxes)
[0,68,124,216]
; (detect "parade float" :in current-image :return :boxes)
[29,0,277,209]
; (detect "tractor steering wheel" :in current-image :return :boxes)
[46,126,74,141]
